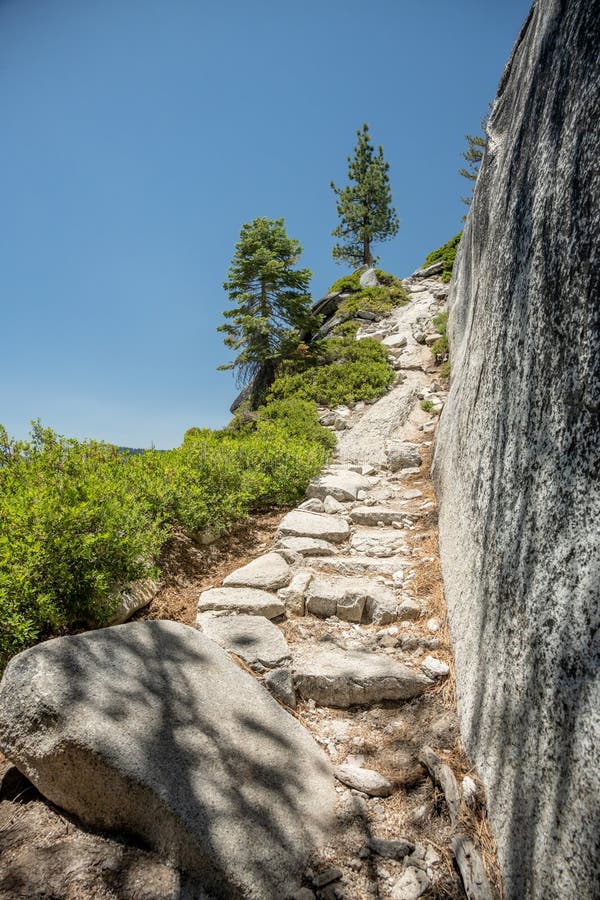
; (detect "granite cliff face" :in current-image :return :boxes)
[433,1,600,897]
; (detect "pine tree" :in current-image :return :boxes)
[218,217,315,403]
[331,124,399,268]
[459,107,491,216]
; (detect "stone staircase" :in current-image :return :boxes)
[194,277,493,898]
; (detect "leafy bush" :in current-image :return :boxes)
[268,335,394,406]
[0,423,165,668]
[328,269,409,319]
[424,233,462,283]
[0,405,332,669]
[421,399,434,413]
[430,311,449,368]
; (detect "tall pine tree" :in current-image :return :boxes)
[218,217,315,404]
[331,124,399,268]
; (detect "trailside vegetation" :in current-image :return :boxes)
[0,405,331,669]
[218,217,316,405]
[423,233,462,283]
[331,124,399,267]
[459,106,491,218]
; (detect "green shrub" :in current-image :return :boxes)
[268,335,394,406]
[424,233,462,283]
[421,399,434,413]
[430,311,450,367]
[328,271,361,294]
[0,423,166,668]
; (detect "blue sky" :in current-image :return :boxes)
[1,0,531,448]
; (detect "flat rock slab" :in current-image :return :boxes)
[0,622,335,898]
[275,536,338,557]
[196,614,291,672]
[305,576,397,624]
[306,471,371,502]
[350,506,409,526]
[197,587,284,619]
[293,645,432,708]
[303,556,405,577]
[351,528,409,557]
[278,510,350,544]
[222,552,291,591]
[334,763,393,797]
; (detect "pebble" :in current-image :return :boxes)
[420,656,450,679]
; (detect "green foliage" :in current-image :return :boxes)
[327,269,409,319]
[430,312,449,366]
[0,407,332,669]
[331,124,399,267]
[421,399,434,413]
[218,217,316,396]
[459,105,491,215]
[268,335,394,407]
[0,423,165,669]
[424,233,462,283]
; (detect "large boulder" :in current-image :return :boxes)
[432,3,600,897]
[0,622,335,897]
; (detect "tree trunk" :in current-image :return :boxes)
[363,235,371,267]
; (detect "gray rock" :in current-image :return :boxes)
[264,667,297,708]
[223,551,291,591]
[364,583,398,625]
[403,489,423,500]
[359,267,379,288]
[382,333,408,349]
[278,569,313,616]
[293,645,432,707]
[305,576,396,624]
[350,505,408,526]
[197,586,284,619]
[350,528,408,557]
[298,498,325,513]
[368,837,415,860]
[432,4,600,897]
[307,471,371,502]
[420,656,449,679]
[410,260,444,279]
[108,579,159,626]
[391,867,431,900]
[303,556,404,577]
[278,510,350,544]
[397,599,421,621]
[197,614,290,672]
[386,443,423,471]
[0,622,335,897]
[323,495,347,515]
[334,763,393,797]
[275,536,338,557]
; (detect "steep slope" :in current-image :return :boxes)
[433,1,600,898]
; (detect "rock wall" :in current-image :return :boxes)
[432,2,600,897]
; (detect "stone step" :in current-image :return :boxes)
[350,528,410,557]
[302,556,405,577]
[350,506,409,526]
[278,510,350,544]
[293,644,432,708]
[197,587,284,620]
[197,614,291,673]
[222,552,291,591]
[306,471,372,502]
[305,576,397,624]
[274,536,338,557]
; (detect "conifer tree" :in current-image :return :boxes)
[331,124,399,268]
[218,217,314,402]
[459,106,491,217]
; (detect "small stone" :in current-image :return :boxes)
[397,600,421,621]
[334,763,393,797]
[420,656,450,679]
[312,866,343,888]
[427,618,442,633]
[403,489,423,500]
[391,866,431,900]
[278,569,313,616]
[299,498,325,512]
[462,775,479,807]
[323,495,346,515]
[264,667,297,708]
[367,838,415,860]
[357,489,368,501]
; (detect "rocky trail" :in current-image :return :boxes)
[0,273,499,900]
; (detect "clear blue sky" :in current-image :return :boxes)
[1,0,531,448]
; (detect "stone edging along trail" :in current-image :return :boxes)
[195,276,501,900]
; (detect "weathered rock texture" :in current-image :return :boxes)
[0,622,335,898]
[433,3,600,897]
